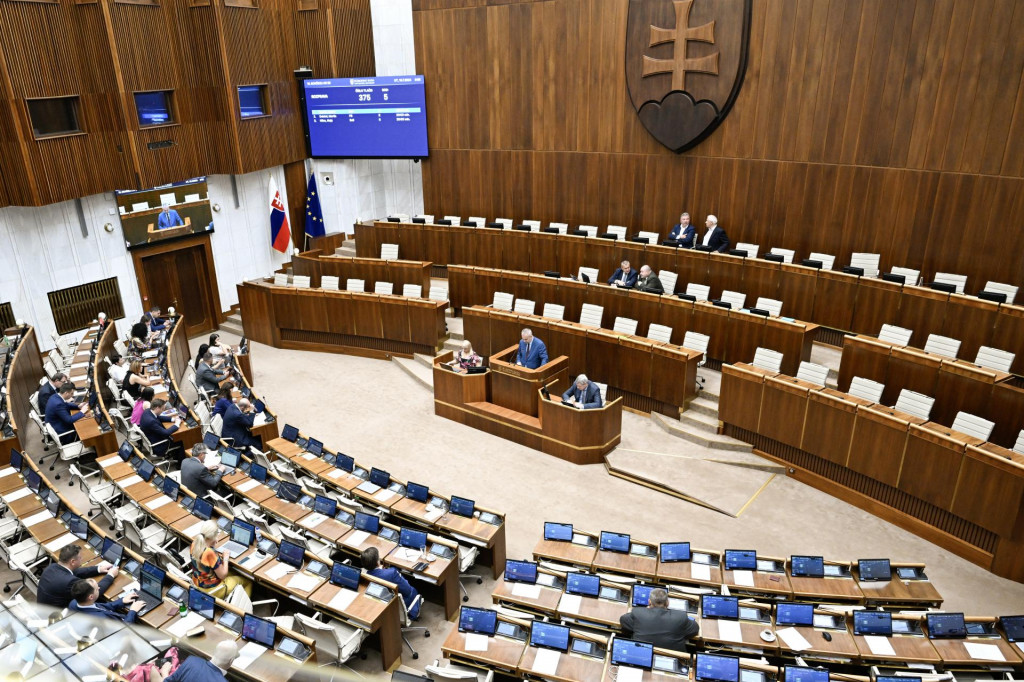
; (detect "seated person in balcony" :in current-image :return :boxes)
[635,265,664,295]
[45,382,91,443]
[700,214,730,253]
[607,260,638,289]
[157,203,184,230]
[515,328,548,369]
[447,340,483,372]
[140,398,182,459]
[208,333,234,360]
[667,212,696,248]
[620,587,699,650]
[212,383,235,419]
[222,398,263,451]
[130,317,152,352]
[561,374,603,409]
[123,359,158,401]
[131,386,156,425]
[147,308,167,333]
[361,546,421,619]
[96,311,110,331]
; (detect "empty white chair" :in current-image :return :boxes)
[848,376,885,403]
[849,252,880,277]
[982,281,1018,304]
[403,284,423,298]
[636,231,660,245]
[1013,430,1024,455]
[292,275,311,288]
[466,217,485,227]
[381,243,399,260]
[890,266,921,286]
[577,266,599,283]
[578,225,598,237]
[414,214,435,224]
[923,334,961,359]
[542,303,565,320]
[513,299,536,315]
[682,331,710,390]
[768,247,794,264]
[647,323,673,343]
[734,242,760,258]
[807,252,835,270]
[428,287,448,303]
[606,225,627,241]
[321,275,340,290]
[443,215,462,226]
[933,272,967,294]
[754,297,783,317]
[594,382,609,405]
[752,347,783,373]
[975,346,1015,373]
[579,304,604,328]
[345,278,365,292]
[878,324,913,346]
[951,411,995,441]
[719,290,746,309]
[613,317,638,335]
[496,218,513,229]
[523,220,541,232]
[491,292,514,311]
[549,222,569,234]
[273,273,289,286]
[374,281,394,295]
[796,361,828,386]
[894,389,935,420]
[685,282,711,301]
[658,270,678,295]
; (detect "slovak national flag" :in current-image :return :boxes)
[269,175,291,253]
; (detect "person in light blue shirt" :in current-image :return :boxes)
[157,203,184,229]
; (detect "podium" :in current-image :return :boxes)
[487,344,569,417]
[147,215,192,242]
[433,351,622,465]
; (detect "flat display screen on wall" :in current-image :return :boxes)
[115,177,214,250]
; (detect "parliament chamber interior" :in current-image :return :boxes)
[2,0,1024,680]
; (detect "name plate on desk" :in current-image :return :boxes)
[99,455,121,469]
[146,496,171,510]
[0,468,16,478]
[120,475,143,487]
[24,511,51,527]
[2,488,32,503]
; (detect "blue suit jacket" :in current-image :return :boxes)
[515,337,549,369]
[165,656,228,682]
[37,382,58,414]
[69,597,138,624]
[562,383,603,409]
[157,210,183,229]
[222,404,258,450]
[668,223,697,248]
[607,268,639,288]
[369,566,421,619]
[44,393,85,444]
[36,562,113,608]
[139,409,178,456]
[212,397,232,419]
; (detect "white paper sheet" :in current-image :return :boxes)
[288,573,321,592]
[812,614,834,628]
[375,489,396,502]
[232,641,268,670]
[302,513,327,529]
[775,627,811,651]
[532,648,561,676]
[857,580,888,590]
[183,521,205,538]
[0,467,16,478]
[511,583,542,599]
[301,453,317,461]
[346,530,370,546]
[2,487,32,503]
[464,633,489,652]
[327,469,346,479]
[398,548,420,562]
[864,635,895,656]
[424,506,444,521]
[119,475,142,487]
[166,611,205,637]
[239,552,266,568]
[964,642,1005,661]
[328,589,358,611]
[1016,642,1024,655]
[558,593,582,613]
[691,563,712,581]
[716,619,743,643]
[617,667,644,682]
[46,534,77,553]
[99,455,121,469]
[236,479,261,493]
[732,570,755,587]
[24,511,52,527]
[265,563,292,580]
[146,496,171,510]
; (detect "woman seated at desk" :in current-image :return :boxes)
[189,520,251,598]
[129,318,151,353]
[208,332,235,361]
[130,386,155,426]
[123,359,158,401]
[447,340,483,372]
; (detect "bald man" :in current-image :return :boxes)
[222,397,263,450]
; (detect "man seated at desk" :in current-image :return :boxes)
[157,641,238,682]
[635,265,664,294]
[561,374,603,409]
[157,203,184,230]
[222,398,263,451]
[45,382,91,444]
[196,351,228,398]
[37,545,119,608]
[69,578,146,623]
[446,340,483,372]
[619,587,699,651]
[699,214,730,253]
[140,398,182,460]
[515,328,548,369]
[181,443,225,498]
[37,372,68,415]
[147,307,167,333]
[667,212,696,247]
[608,260,638,289]
[361,547,421,620]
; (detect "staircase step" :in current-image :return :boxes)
[220,320,244,336]
[687,396,719,417]
[392,356,433,391]
[678,410,720,434]
[414,353,436,370]
[651,412,752,452]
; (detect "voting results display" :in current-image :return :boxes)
[304,76,429,158]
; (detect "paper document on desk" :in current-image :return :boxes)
[0,467,16,478]
[232,642,267,671]
[71,362,89,370]
[328,588,358,611]
[716,619,743,643]
[375,489,396,502]
[300,453,317,461]
[2,487,32,503]
[24,511,52,527]
[265,563,292,580]
[857,580,888,589]
[99,455,121,469]
[146,496,171,510]
[511,583,541,599]
[965,642,1005,661]
[690,563,712,581]
[302,513,328,529]
[120,475,143,488]
[464,633,489,652]
[150,385,168,394]
[346,530,370,546]
[167,611,205,637]
[398,548,420,562]
[239,552,266,568]
[533,648,561,676]
[46,534,78,553]
[236,479,261,493]
[775,627,811,651]
[423,506,444,522]
[863,635,895,656]
[253,413,267,426]
[617,667,644,682]
[326,469,347,479]
[558,593,582,613]
[812,614,834,628]
[142,351,159,359]
[732,570,755,587]
[183,521,205,538]
[288,573,321,592]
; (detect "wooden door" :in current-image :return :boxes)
[132,234,222,338]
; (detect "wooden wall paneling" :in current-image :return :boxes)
[879,346,939,409]
[294,0,375,81]
[929,361,996,429]
[847,406,909,486]
[899,425,965,510]
[989,383,1024,450]
[800,390,856,466]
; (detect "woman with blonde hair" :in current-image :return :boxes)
[122,359,157,401]
[189,520,251,597]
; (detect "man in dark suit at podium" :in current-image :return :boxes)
[515,328,548,369]
[619,587,699,651]
[561,374,603,409]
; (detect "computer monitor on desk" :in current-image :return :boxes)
[544,522,573,542]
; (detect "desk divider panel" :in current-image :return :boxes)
[952,446,1024,537]
[800,390,858,466]
[718,364,766,433]
[744,259,782,303]
[989,382,1024,448]
[931,360,997,427]
[942,295,999,363]
[896,286,949,344]
[777,263,818,324]
[900,425,969,510]
[848,406,913,485]
[883,346,940,407]
[758,376,811,449]
[811,270,859,332]
[991,303,1024,375]
[502,230,534,273]
[837,335,892,393]
[725,311,766,369]
[705,252,747,296]
[851,277,903,337]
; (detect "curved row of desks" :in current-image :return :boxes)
[354,220,1024,375]
[718,362,1024,582]
[2,326,44,465]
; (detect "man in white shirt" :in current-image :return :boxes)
[700,214,730,253]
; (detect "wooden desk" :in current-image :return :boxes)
[533,538,597,569]
[254,558,327,600]
[721,567,793,599]
[591,550,657,581]
[517,644,606,681]
[775,624,860,661]
[441,624,526,676]
[386,543,460,619]
[292,250,433,300]
[488,345,569,417]
[698,616,780,654]
[785,573,863,603]
[852,633,940,665]
[929,634,1022,666]
[308,579,403,670]
[491,576,563,615]
[853,569,943,607]
[557,593,628,630]
[656,558,723,589]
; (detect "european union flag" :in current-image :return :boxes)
[304,172,326,238]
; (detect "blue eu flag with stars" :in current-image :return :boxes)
[304,172,326,238]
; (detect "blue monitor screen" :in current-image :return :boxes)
[163,477,180,499]
[354,512,380,534]
[334,453,354,473]
[406,482,429,503]
[776,602,814,627]
[858,559,891,581]
[724,549,757,570]
[399,528,427,550]
[660,542,691,562]
[119,441,134,460]
[853,610,892,636]
[10,450,23,471]
[278,481,302,503]
[632,584,654,607]
[101,538,124,565]
[138,460,155,482]
[220,448,241,469]
[611,638,653,669]
[695,653,740,682]
[529,621,570,652]
[450,496,475,517]
[369,467,390,488]
[566,573,600,598]
[306,438,323,456]
[277,540,305,569]
[927,612,967,639]
[504,560,538,584]
[135,91,173,126]
[230,520,255,547]
[26,469,41,492]
[250,463,268,483]
[459,607,497,636]
[203,432,221,450]
[140,562,165,599]
[68,514,89,540]
[790,555,825,578]
[304,76,429,158]
[1002,615,1024,642]
[600,532,630,553]
[702,595,739,620]
[242,614,277,648]
[314,495,337,517]
[544,522,572,542]
[785,666,829,682]
[189,587,215,620]
[281,424,299,442]
[192,497,213,520]
[330,562,361,590]
[238,85,266,119]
